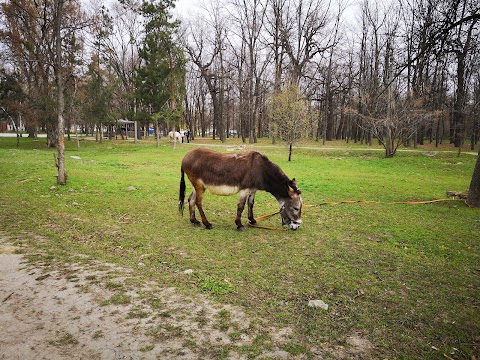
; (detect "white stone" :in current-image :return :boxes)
[308,299,329,310]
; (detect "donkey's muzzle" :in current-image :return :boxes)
[282,215,302,230]
[289,221,301,230]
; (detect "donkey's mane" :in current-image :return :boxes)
[259,154,292,199]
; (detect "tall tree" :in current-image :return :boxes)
[54,0,67,184]
[83,55,114,142]
[0,69,26,146]
[446,0,478,147]
[184,3,226,142]
[281,0,332,84]
[134,0,185,147]
[231,0,267,144]
[467,150,480,207]
[0,0,86,147]
[96,2,144,137]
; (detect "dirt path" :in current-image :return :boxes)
[0,238,299,360]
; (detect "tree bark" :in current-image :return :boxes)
[466,150,480,208]
[55,0,66,185]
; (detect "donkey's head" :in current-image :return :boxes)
[279,179,303,230]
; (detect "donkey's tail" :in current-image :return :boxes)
[179,167,186,216]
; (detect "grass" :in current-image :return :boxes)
[48,332,79,347]
[0,135,479,358]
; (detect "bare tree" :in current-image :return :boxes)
[96,2,144,138]
[447,0,478,148]
[230,0,268,143]
[54,0,67,184]
[281,0,332,84]
[467,149,480,207]
[0,0,86,147]
[184,7,225,141]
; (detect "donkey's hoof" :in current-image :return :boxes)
[205,223,213,230]
[192,221,201,227]
[237,225,245,231]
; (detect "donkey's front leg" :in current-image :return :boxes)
[235,194,248,231]
[247,192,257,225]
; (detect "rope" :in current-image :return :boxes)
[311,200,379,206]
[247,223,287,231]
[390,198,463,205]
[247,210,286,231]
[253,211,280,222]
[307,198,465,207]
[249,197,468,231]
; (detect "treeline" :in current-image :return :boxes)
[0,0,479,157]
[182,0,479,156]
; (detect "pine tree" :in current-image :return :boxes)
[134,0,186,146]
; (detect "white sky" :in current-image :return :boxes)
[172,0,204,18]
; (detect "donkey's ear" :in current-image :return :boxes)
[288,185,296,197]
[289,179,301,195]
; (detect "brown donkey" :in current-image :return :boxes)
[179,148,303,230]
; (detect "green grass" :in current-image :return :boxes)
[0,136,478,359]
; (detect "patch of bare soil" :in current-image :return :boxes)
[0,235,372,359]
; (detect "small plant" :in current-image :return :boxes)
[229,332,242,341]
[139,344,154,352]
[105,281,123,290]
[215,309,232,331]
[92,330,104,339]
[198,277,234,295]
[100,293,131,306]
[194,309,209,328]
[240,333,272,358]
[149,296,163,310]
[282,342,308,356]
[127,310,150,319]
[48,332,79,347]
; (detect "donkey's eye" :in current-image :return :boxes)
[292,207,299,211]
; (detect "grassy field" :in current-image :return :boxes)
[0,135,478,359]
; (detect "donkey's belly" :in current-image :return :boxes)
[205,184,240,196]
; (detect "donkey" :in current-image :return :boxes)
[178,148,303,230]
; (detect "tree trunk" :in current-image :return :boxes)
[467,150,480,208]
[453,51,466,148]
[55,0,66,185]
[155,121,160,148]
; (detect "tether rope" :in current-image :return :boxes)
[249,198,468,231]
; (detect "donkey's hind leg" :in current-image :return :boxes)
[194,186,212,229]
[188,191,201,227]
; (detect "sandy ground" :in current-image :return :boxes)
[0,238,295,360]
[0,236,372,359]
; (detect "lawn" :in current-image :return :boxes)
[0,135,478,359]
